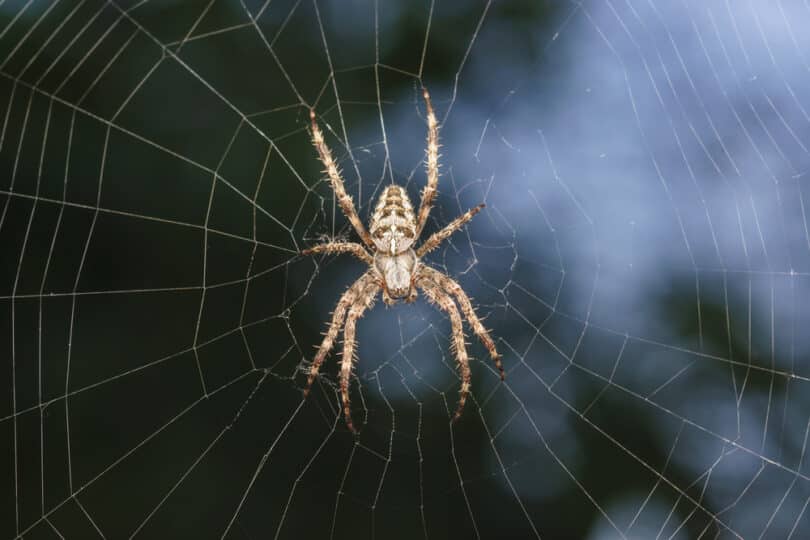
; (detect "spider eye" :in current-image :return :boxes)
[399,226,414,238]
[374,229,386,239]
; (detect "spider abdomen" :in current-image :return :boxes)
[374,249,416,300]
[370,185,417,254]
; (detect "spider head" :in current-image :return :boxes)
[375,250,417,302]
[370,185,417,255]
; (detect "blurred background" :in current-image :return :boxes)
[2,0,810,538]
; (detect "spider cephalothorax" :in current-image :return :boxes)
[301,89,503,432]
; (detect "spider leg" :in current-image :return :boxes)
[301,241,373,265]
[420,266,504,380]
[415,88,440,237]
[340,279,381,433]
[310,110,375,249]
[303,271,375,397]
[416,204,485,258]
[417,276,472,422]
[381,285,395,306]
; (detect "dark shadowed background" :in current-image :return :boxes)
[2,1,810,539]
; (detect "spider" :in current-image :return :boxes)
[301,89,504,433]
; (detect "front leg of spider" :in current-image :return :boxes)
[301,89,503,432]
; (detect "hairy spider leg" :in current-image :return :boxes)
[310,110,375,249]
[301,241,373,265]
[303,271,376,397]
[416,204,485,257]
[420,266,504,379]
[418,276,472,421]
[340,279,381,433]
[416,88,440,237]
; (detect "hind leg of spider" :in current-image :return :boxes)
[419,266,504,379]
[303,271,375,397]
[415,87,440,237]
[310,110,375,249]
[340,279,381,433]
[418,277,471,422]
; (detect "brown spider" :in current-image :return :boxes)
[301,89,504,432]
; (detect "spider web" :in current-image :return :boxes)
[2,0,810,538]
